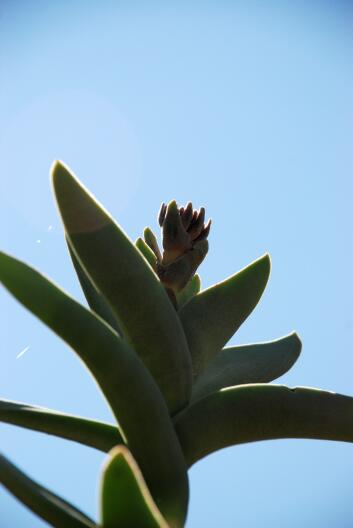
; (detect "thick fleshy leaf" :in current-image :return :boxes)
[191,332,302,401]
[175,384,353,467]
[0,453,95,528]
[0,399,123,452]
[52,161,192,414]
[66,237,121,334]
[179,254,271,378]
[135,237,158,270]
[176,274,201,309]
[100,446,168,528]
[143,227,162,262]
[0,252,189,527]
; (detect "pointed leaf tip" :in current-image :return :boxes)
[51,160,77,190]
[290,331,302,354]
[52,164,192,414]
[179,253,272,377]
[50,159,64,176]
[259,252,271,272]
[0,251,189,525]
[191,331,302,401]
[52,161,110,235]
[100,446,168,528]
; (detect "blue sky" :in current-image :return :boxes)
[1,1,353,526]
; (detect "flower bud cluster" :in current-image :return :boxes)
[145,201,211,296]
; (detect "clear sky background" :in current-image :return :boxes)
[1,1,353,527]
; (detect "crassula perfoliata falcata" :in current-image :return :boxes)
[1,161,353,527]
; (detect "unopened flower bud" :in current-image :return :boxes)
[140,201,211,304]
[157,200,211,294]
[160,201,192,265]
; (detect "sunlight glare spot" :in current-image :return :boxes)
[16,346,30,359]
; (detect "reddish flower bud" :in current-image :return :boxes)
[157,200,211,295]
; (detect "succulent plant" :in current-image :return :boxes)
[1,161,353,527]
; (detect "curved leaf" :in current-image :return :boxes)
[175,384,353,467]
[176,274,201,309]
[100,446,168,528]
[52,161,192,414]
[143,227,162,262]
[135,237,158,270]
[0,453,95,528]
[0,399,123,452]
[178,254,271,378]
[66,236,121,334]
[191,333,302,401]
[0,252,189,527]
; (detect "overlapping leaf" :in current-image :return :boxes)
[0,252,188,527]
[191,333,302,401]
[135,237,158,270]
[0,399,122,453]
[179,254,271,378]
[100,446,168,528]
[176,275,201,309]
[66,237,121,334]
[0,454,96,528]
[143,227,162,263]
[52,161,192,414]
[175,384,353,467]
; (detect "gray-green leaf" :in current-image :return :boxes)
[0,453,96,528]
[179,254,271,378]
[135,237,158,270]
[175,384,353,467]
[100,446,168,528]
[66,236,121,334]
[191,332,302,401]
[143,227,162,262]
[0,399,123,452]
[0,252,189,527]
[176,274,201,309]
[52,161,192,414]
